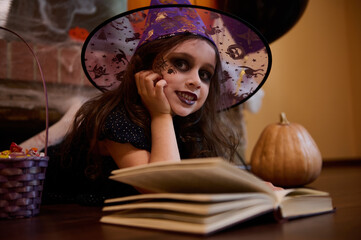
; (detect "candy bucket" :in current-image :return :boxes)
[0,154,49,218]
[0,27,49,219]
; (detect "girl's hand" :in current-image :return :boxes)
[135,70,181,164]
[135,70,171,117]
[265,181,284,191]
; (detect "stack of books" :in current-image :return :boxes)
[100,158,333,235]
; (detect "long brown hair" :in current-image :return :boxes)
[62,33,239,178]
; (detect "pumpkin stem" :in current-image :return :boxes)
[280,112,290,125]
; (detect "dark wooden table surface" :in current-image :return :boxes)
[1,160,360,240]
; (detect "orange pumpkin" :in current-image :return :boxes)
[250,113,322,187]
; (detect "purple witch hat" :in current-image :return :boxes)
[137,0,213,47]
[81,0,272,110]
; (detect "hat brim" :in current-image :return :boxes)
[81,4,272,110]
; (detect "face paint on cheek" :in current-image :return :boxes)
[154,57,168,73]
[167,68,176,74]
[166,62,177,75]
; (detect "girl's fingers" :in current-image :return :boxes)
[264,181,284,191]
[136,70,162,96]
[135,70,170,115]
[135,71,149,94]
[155,79,167,97]
[143,73,158,94]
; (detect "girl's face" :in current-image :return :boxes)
[155,39,216,117]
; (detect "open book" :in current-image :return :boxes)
[100,158,333,235]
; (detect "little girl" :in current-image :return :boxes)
[42,0,271,205]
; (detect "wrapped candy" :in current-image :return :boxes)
[1,142,41,158]
[10,142,23,153]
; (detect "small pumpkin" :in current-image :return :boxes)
[250,112,322,187]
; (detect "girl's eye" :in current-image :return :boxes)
[172,59,189,71]
[199,70,212,82]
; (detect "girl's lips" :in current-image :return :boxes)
[176,91,198,105]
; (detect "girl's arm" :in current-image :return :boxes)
[135,70,180,163]
[103,113,179,168]
[102,70,180,168]
[149,113,180,163]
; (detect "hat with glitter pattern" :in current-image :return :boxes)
[81,0,272,110]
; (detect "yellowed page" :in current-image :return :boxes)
[109,158,275,196]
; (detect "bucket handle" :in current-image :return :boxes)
[0,26,49,156]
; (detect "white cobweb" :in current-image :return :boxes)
[0,0,128,150]
[1,0,127,44]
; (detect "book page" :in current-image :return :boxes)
[273,188,331,203]
[104,192,271,204]
[103,198,272,215]
[109,158,275,196]
[275,188,333,218]
[104,206,272,225]
[107,208,237,224]
[100,204,274,235]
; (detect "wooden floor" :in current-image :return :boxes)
[1,160,360,240]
